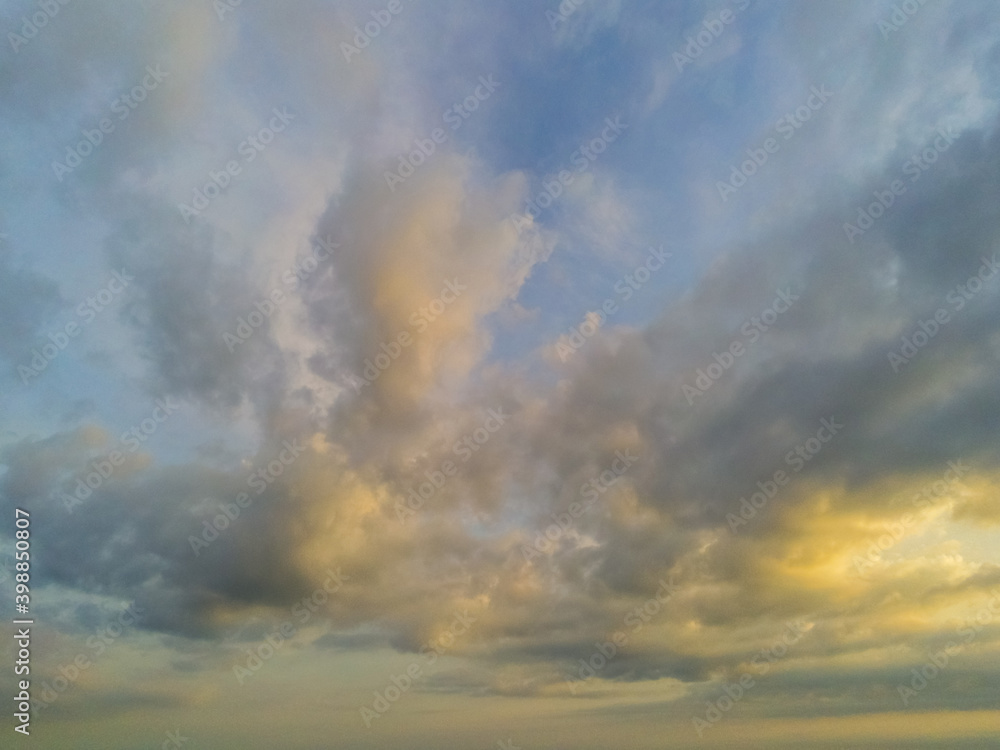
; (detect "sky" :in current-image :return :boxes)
[1,0,1000,747]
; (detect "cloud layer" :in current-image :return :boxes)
[1,0,999,747]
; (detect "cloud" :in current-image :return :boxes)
[2,1,1000,744]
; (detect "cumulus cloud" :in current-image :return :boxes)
[2,0,1000,746]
